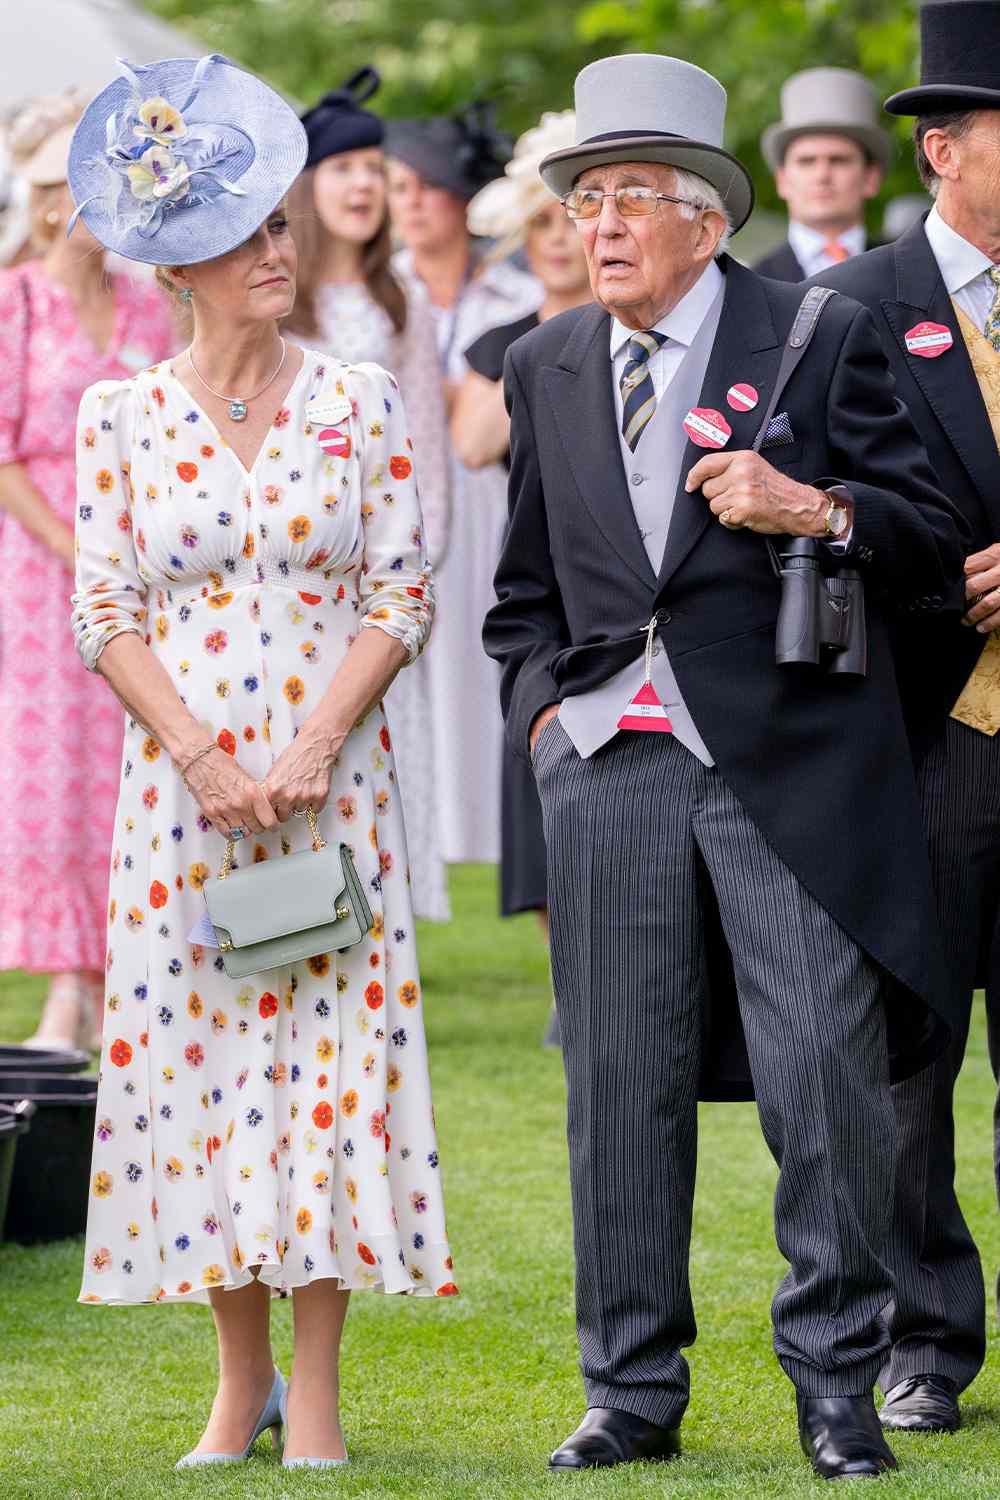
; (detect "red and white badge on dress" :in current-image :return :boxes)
[618,616,674,734]
[683,407,732,449]
[904,321,953,358]
[726,382,759,413]
[317,426,352,458]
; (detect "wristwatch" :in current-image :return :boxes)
[821,486,853,539]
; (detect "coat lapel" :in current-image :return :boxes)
[657,258,783,592]
[882,218,999,526]
[542,305,656,590]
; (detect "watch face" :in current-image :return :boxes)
[829,505,848,537]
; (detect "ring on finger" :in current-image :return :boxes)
[227,826,248,841]
[720,508,738,529]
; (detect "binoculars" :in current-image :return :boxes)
[774,537,867,677]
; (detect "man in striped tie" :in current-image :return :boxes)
[484,50,966,1484]
[753,68,890,283]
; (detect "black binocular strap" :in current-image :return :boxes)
[752,284,839,575]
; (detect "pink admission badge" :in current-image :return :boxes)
[617,679,673,733]
[682,407,732,449]
[318,427,352,458]
[904,321,953,358]
[726,382,759,412]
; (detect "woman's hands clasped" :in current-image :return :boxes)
[261,725,346,823]
[182,748,279,841]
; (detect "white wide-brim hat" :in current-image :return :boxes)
[467,110,576,253]
[68,53,307,266]
[761,67,892,173]
[539,54,754,232]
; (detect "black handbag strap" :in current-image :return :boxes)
[753,284,839,575]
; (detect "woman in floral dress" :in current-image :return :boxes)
[0,93,174,1050]
[69,55,454,1471]
[285,69,452,921]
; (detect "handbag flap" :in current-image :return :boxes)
[204,844,348,948]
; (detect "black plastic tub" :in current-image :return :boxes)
[0,1074,98,1244]
[0,1100,34,1241]
[0,1045,90,1075]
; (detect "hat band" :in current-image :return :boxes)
[578,129,688,146]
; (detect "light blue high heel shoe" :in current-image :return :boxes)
[175,1368,286,1469]
[279,1383,350,1470]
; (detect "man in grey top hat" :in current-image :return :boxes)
[754,67,891,282]
[484,51,966,1480]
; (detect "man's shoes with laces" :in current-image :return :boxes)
[879,1374,960,1433]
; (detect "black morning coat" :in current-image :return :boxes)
[482,252,969,1102]
[752,239,808,282]
[808,216,999,761]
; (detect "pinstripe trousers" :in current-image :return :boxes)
[880,717,998,1394]
[533,718,896,1428]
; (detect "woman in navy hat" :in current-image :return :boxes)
[286,70,452,923]
[67,53,455,1470]
[386,106,540,868]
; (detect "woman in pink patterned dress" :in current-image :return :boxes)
[0,96,174,1049]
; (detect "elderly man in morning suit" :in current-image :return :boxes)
[483,53,966,1481]
[810,0,1000,1437]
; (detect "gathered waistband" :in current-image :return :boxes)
[154,560,355,611]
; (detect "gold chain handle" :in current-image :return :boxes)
[217,806,326,881]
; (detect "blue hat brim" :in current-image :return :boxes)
[68,55,307,266]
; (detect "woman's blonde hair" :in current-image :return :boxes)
[8,92,83,250]
[282,167,406,342]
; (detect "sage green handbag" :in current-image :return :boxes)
[203,808,374,980]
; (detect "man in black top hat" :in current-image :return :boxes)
[809,0,1000,1436]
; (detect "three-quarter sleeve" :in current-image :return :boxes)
[0,269,28,466]
[71,380,148,671]
[394,283,452,568]
[345,361,434,663]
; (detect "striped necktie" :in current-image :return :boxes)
[984,266,1000,351]
[620,329,667,451]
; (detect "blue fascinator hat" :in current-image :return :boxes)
[301,67,384,167]
[67,54,307,266]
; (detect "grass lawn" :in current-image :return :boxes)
[1,863,998,1498]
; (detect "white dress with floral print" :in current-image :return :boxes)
[73,348,456,1305]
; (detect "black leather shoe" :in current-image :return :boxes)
[548,1408,681,1470]
[797,1394,899,1480]
[880,1375,960,1433]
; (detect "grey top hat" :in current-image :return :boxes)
[538,53,754,232]
[761,67,892,173]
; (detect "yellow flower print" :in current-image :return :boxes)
[307,953,330,977]
[323,494,338,514]
[232,1246,245,1270]
[226,1118,235,1143]
[155,615,169,641]
[316,1036,334,1062]
[109,898,117,923]
[399,981,419,1008]
[371,913,385,940]
[187,862,210,890]
[288,515,312,542]
[162,1066,175,1083]
[126,1222,141,1241]
[187,992,203,1019]
[240,1166,253,1181]
[236,985,255,1010]
[387,1064,403,1092]
[362,1052,376,1079]
[313,1169,330,1192]
[92,1171,113,1197]
[201,1264,226,1287]
[142,736,160,761]
[124,906,145,931]
[164,1156,184,1181]
[284,676,305,705]
[211,1009,227,1034]
[96,469,115,493]
[296,1208,313,1235]
[216,678,231,699]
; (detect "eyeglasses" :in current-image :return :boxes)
[562,186,705,220]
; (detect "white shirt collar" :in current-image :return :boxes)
[923,203,995,294]
[787,220,866,261]
[609,259,724,360]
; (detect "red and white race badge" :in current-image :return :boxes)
[318,426,352,458]
[618,616,674,733]
[904,321,953,358]
[726,382,759,412]
[683,406,731,449]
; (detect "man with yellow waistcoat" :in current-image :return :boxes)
[812,0,1000,1438]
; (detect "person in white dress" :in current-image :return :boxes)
[386,106,540,865]
[285,69,451,921]
[67,54,455,1473]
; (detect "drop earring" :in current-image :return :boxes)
[179,288,193,304]
[45,209,60,226]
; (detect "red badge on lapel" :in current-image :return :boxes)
[318,427,352,458]
[617,680,673,733]
[904,321,953,358]
[726,382,759,412]
[683,407,732,449]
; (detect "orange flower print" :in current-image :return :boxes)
[296,1208,313,1234]
[164,1156,184,1181]
[188,862,210,890]
[316,1036,334,1062]
[184,1042,204,1069]
[313,1169,330,1192]
[217,729,236,756]
[357,1242,377,1266]
[387,1064,402,1092]
[82,426,96,449]
[96,469,115,493]
[273,406,291,428]
[283,676,305,705]
[399,981,419,1009]
[151,385,166,407]
[201,1265,226,1287]
[92,1171,113,1197]
[379,849,393,878]
[299,591,322,605]
[337,796,357,822]
[340,1089,359,1118]
[176,462,199,483]
[259,992,279,1019]
[389,455,412,480]
[142,784,159,811]
[365,981,384,1011]
[312,1101,334,1130]
[142,736,160,761]
[263,484,283,506]
[369,1110,385,1138]
[288,515,312,542]
[188,992,204,1018]
[211,1009,228,1034]
[200,444,215,458]
[90,1247,113,1273]
[436,1282,460,1297]
[149,880,168,909]
[204,630,228,655]
[207,592,233,609]
[379,725,391,752]
[308,953,330,978]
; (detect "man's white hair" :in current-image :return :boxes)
[670,165,731,256]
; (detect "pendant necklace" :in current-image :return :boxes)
[187,338,288,423]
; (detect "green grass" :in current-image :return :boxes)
[2,864,998,1498]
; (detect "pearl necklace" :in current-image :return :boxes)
[187,338,288,422]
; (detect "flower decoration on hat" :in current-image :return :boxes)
[70,55,250,239]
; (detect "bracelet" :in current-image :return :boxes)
[178,740,219,779]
